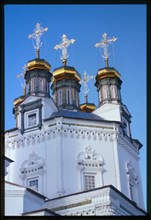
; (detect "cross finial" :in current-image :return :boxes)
[54,34,76,66]
[81,71,94,103]
[28,23,48,58]
[16,64,28,96]
[95,33,117,67]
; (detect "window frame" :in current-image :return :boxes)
[25,109,39,129]
[27,176,39,191]
[83,172,96,191]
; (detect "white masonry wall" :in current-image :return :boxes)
[5,114,144,208]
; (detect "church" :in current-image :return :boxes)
[5,23,146,216]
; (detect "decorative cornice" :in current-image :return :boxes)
[5,123,139,162]
[20,151,45,179]
[5,126,116,151]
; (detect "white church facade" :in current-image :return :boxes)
[4,23,146,216]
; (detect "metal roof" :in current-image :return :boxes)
[48,110,104,121]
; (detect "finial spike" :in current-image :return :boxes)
[54,34,75,65]
[81,71,94,103]
[95,33,117,67]
[28,23,48,58]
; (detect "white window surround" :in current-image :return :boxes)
[126,160,138,203]
[24,109,39,129]
[31,78,36,92]
[77,146,105,191]
[110,85,116,98]
[102,85,108,99]
[20,152,45,193]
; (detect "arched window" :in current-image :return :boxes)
[58,89,62,106]
[30,78,34,92]
[99,90,102,103]
[102,85,108,99]
[66,89,71,104]
[67,90,70,104]
[110,85,116,98]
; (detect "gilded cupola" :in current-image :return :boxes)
[24,23,52,97]
[51,34,81,111]
[95,33,122,106]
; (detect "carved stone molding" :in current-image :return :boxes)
[20,151,45,179]
[6,126,118,151]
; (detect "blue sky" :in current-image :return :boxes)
[4,4,146,208]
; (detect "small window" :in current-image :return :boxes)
[84,174,95,190]
[28,113,37,127]
[27,177,39,191]
[129,183,134,200]
[123,121,128,135]
[58,89,62,106]
[66,89,71,104]
[103,85,108,99]
[110,85,116,98]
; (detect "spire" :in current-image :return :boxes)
[81,71,94,103]
[95,33,117,67]
[54,34,75,66]
[28,23,48,58]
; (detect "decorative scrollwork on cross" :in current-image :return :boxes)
[54,34,75,66]
[81,71,94,103]
[28,23,48,58]
[95,33,117,67]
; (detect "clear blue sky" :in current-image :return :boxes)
[4,4,146,209]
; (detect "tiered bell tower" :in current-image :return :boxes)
[95,67,122,106]
[94,33,132,137]
[94,33,122,106]
[25,23,51,97]
[51,34,81,111]
[13,23,57,133]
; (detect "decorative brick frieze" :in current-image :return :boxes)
[5,121,139,164]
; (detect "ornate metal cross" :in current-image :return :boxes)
[54,34,75,66]
[81,71,94,103]
[95,33,117,67]
[16,64,28,96]
[28,23,48,58]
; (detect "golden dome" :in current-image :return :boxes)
[96,67,121,81]
[80,103,96,113]
[52,66,81,83]
[14,96,26,107]
[27,58,51,71]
